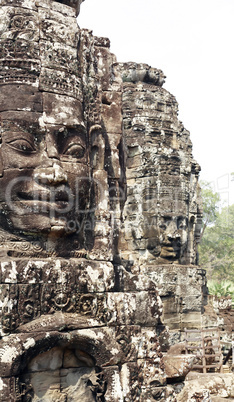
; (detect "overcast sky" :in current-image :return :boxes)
[78,0,234,205]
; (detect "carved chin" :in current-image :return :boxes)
[7,213,74,237]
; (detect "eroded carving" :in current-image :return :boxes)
[0,0,203,401]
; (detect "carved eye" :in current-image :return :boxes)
[177,219,187,230]
[63,143,85,159]
[8,139,35,153]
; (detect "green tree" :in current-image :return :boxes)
[199,204,234,282]
[199,180,220,240]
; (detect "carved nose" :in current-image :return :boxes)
[34,134,68,185]
[165,221,179,239]
[34,163,68,185]
[46,135,60,160]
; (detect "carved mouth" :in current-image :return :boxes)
[17,190,71,211]
[160,245,179,260]
[162,239,181,250]
[163,246,175,252]
[18,190,69,202]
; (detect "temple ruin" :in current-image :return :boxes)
[0,0,232,401]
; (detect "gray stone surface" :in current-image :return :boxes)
[0,0,205,401]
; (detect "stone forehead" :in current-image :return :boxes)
[0,93,85,130]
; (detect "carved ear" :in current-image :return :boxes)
[89,125,105,170]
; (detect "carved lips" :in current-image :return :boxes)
[17,187,72,212]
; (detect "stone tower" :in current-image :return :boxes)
[0,0,203,400]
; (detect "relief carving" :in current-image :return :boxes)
[0,0,203,400]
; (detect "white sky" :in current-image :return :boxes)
[78,0,234,205]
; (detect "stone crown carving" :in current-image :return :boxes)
[56,0,85,15]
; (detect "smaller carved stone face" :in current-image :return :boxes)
[158,215,188,261]
[0,115,90,238]
[145,215,188,263]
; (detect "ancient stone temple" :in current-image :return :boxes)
[0,0,203,401]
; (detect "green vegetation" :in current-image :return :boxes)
[208,280,233,298]
[199,180,220,240]
[199,182,234,285]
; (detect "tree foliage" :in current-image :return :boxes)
[199,180,220,240]
[199,203,234,282]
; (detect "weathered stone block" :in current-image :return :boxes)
[0,85,42,113]
[0,7,39,41]
[38,8,79,45]
[180,312,202,330]
[101,91,123,134]
[41,93,83,126]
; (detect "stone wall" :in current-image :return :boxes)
[146,265,207,349]
[0,259,167,401]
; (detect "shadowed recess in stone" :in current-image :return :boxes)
[20,346,96,401]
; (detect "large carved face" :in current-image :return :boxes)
[0,109,90,239]
[145,214,188,263]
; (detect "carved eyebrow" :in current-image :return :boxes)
[57,125,86,136]
[56,127,86,149]
[1,120,43,140]
[3,131,35,145]
[73,124,86,134]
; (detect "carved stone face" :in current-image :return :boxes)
[0,110,89,238]
[145,215,188,263]
[158,215,188,261]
